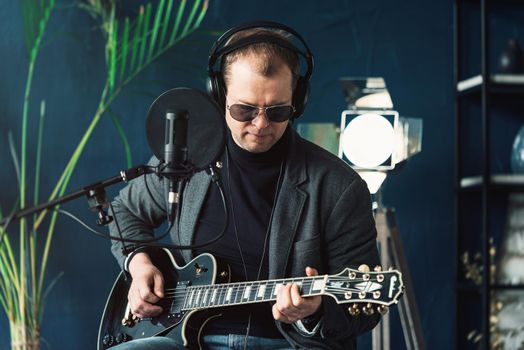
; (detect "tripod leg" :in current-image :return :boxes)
[386,208,426,350]
[373,210,392,350]
[372,208,426,350]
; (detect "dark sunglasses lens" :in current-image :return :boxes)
[267,106,294,122]
[229,104,257,122]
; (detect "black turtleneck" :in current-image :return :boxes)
[193,127,290,338]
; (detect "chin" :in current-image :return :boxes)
[242,142,272,153]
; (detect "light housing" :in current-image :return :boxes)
[339,110,399,170]
[338,77,422,194]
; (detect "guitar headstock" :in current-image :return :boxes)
[324,266,403,316]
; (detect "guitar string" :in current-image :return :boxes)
[160,276,382,293]
[155,294,386,306]
[160,281,380,294]
[157,286,387,301]
[160,286,379,296]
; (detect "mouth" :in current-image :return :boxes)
[248,132,270,138]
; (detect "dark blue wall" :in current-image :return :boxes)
[1,1,455,349]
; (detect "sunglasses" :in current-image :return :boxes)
[227,103,295,123]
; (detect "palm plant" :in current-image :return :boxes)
[0,0,209,348]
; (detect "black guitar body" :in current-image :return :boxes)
[98,250,230,349]
[98,250,404,349]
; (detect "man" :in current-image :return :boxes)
[108,22,380,349]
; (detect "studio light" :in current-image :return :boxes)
[339,77,422,194]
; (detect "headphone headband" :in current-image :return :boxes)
[208,21,314,80]
[207,21,314,119]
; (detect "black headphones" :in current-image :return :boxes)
[207,21,314,120]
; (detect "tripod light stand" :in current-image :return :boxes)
[339,77,426,350]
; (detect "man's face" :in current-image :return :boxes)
[224,56,293,153]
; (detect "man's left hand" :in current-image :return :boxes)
[272,267,322,324]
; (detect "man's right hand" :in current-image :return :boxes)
[127,252,165,318]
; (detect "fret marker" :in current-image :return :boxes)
[226,287,233,301]
[312,279,325,291]
[244,286,251,300]
[211,289,217,303]
[274,283,284,295]
[257,285,266,298]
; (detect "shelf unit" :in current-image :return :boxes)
[454,0,524,349]
[457,74,524,94]
[460,174,524,190]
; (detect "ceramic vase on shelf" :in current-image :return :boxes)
[493,126,524,349]
[511,125,524,174]
[498,39,524,74]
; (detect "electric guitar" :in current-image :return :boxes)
[98,249,403,349]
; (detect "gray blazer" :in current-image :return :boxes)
[110,129,380,349]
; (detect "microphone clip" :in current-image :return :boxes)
[86,187,113,226]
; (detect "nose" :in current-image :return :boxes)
[252,109,270,130]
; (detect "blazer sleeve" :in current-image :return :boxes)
[319,177,381,339]
[109,156,168,267]
[279,176,381,347]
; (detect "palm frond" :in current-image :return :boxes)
[33,100,46,208]
[108,109,133,168]
[8,132,21,193]
[118,18,130,82]
[114,0,209,90]
[148,0,166,60]
[169,0,187,45]
[21,0,55,57]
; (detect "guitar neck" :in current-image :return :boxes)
[182,276,327,311]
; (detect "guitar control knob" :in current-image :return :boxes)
[115,333,130,344]
[377,305,389,315]
[363,303,375,316]
[102,334,115,347]
[348,304,360,316]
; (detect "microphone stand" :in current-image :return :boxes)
[0,164,154,228]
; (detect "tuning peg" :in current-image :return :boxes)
[373,291,381,299]
[363,303,375,316]
[358,264,370,273]
[348,303,360,316]
[374,265,382,272]
[388,267,394,271]
[344,291,353,300]
[377,305,389,315]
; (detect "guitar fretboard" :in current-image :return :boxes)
[181,276,327,311]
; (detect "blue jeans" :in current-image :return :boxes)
[203,334,293,349]
[110,334,293,349]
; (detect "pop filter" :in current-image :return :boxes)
[146,88,225,171]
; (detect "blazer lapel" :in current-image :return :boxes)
[177,171,211,263]
[268,131,308,279]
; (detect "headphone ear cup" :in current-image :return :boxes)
[292,76,309,119]
[207,71,226,112]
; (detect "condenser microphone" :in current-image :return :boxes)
[146,87,226,224]
[164,110,188,222]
